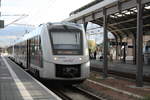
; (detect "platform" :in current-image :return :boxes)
[0,56,62,100]
[90,60,150,77]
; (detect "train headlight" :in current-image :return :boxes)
[54,57,58,60]
[79,57,82,60]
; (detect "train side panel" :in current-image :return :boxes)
[39,24,55,78]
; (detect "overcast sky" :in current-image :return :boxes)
[0,0,94,47]
[1,0,94,25]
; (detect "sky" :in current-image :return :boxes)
[1,0,94,25]
[0,0,95,47]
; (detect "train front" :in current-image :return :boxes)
[45,22,90,83]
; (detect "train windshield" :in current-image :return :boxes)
[49,26,83,55]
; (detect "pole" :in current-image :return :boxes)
[136,0,143,87]
[103,8,108,78]
[83,22,88,32]
[132,35,136,65]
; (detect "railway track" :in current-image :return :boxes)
[47,85,104,100]
[41,80,104,100]
[91,66,150,83]
[51,89,72,100]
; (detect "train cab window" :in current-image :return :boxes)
[49,25,83,55]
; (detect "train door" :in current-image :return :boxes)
[27,40,31,70]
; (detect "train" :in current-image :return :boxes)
[7,22,90,84]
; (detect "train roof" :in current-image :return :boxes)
[47,21,82,29]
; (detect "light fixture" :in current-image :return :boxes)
[54,57,58,60]
[79,57,82,60]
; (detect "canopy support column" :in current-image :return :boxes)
[83,22,88,32]
[136,0,143,87]
[103,8,108,78]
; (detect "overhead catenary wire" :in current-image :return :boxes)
[4,14,29,27]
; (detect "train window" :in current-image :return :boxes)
[39,36,42,50]
[51,32,80,49]
[49,26,83,55]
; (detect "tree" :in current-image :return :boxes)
[88,40,96,52]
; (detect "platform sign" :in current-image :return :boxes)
[0,20,4,28]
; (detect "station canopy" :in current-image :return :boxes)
[65,0,150,39]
